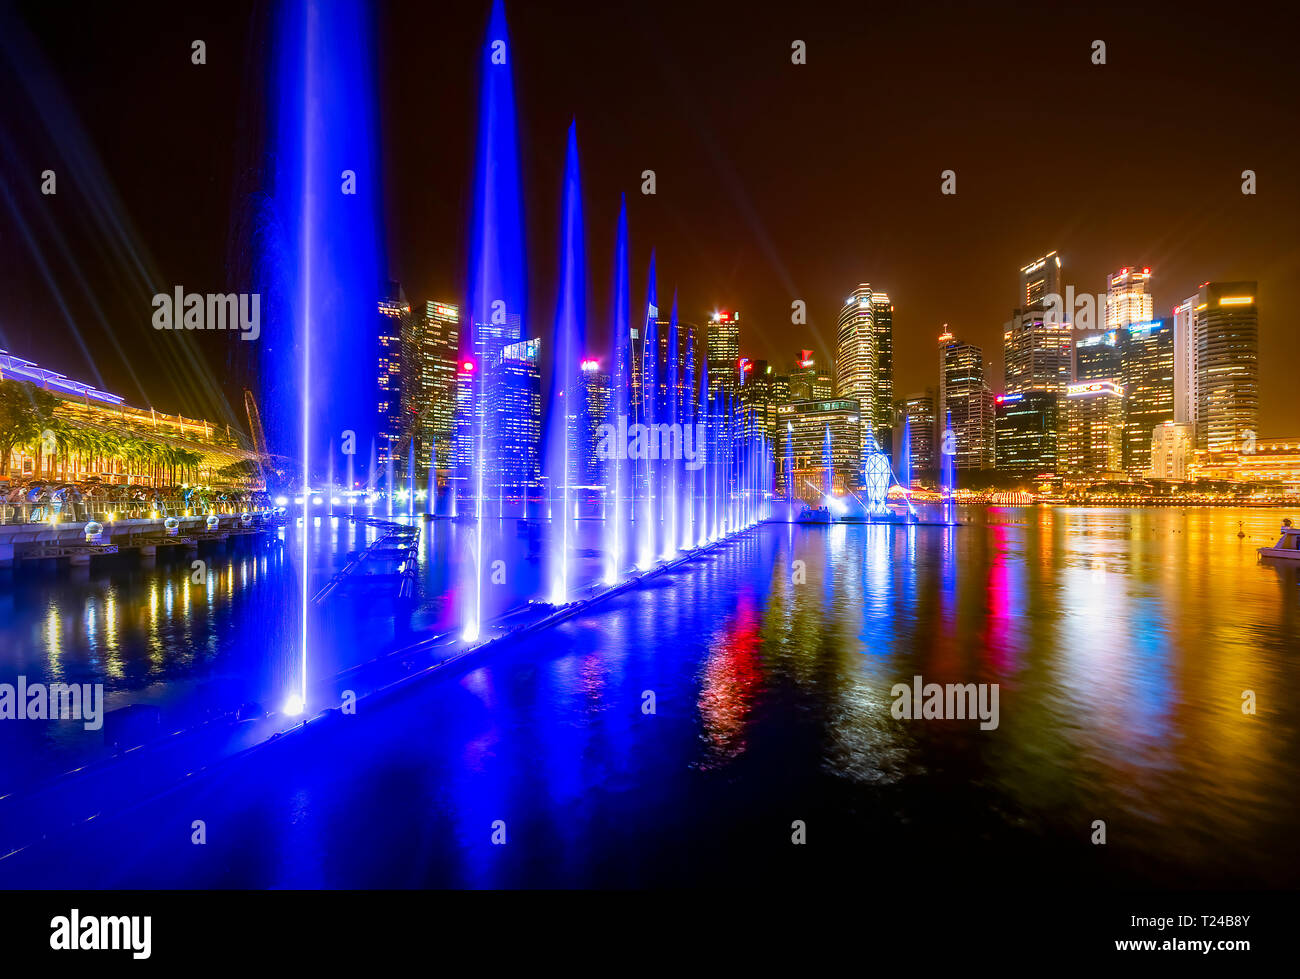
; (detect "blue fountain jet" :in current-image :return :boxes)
[606,196,631,583]
[260,0,384,716]
[545,122,587,605]
[637,255,658,568]
[462,0,526,639]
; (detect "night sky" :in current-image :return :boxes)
[1,0,1297,434]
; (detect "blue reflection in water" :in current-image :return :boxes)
[0,508,1297,888]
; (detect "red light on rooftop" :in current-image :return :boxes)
[461,361,474,372]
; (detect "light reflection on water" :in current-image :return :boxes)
[1,507,1298,886]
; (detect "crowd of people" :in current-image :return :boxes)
[0,478,271,522]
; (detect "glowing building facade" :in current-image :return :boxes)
[788,350,834,401]
[1105,267,1154,330]
[706,310,740,397]
[376,281,411,469]
[1062,380,1125,478]
[896,391,937,474]
[938,330,994,470]
[835,285,893,452]
[1019,251,1062,307]
[778,398,861,501]
[1120,318,1175,476]
[995,390,1061,476]
[1195,282,1258,452]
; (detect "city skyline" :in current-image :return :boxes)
[0,0,1296,437]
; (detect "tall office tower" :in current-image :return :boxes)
[1019,252,1062,307]
[788,350,834,401]
[1062,380,1125,477]
[422,302,460,483]
[871,292,894,452]
[1151,421,1195,480]
[1172,295,1199,425]
[1195,282,1259,451]
[739,358,784,447]
[486,337,542,502]
[938,329,995,470]
[376,281,411,469]
[995,391,1061,476]
[570,358,611,488]
[836,286,878,441]
[706,310,741,397]
[401,300,460,485]
[896,391,937,473]
[1105,267,1154,330]
[654,317,699,414]
[1075,329,1124,381]
[777,398,862,502]
[1004,305,1073,394]
[1121,318,1175,476]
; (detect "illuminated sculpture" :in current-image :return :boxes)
[862,432,891,515]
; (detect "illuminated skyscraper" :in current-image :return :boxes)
[376,281,410,469]
[571,357,611,488]
[706,310,740,397]
[1195,282,1259,452]
[1062,380,1125,477]
[938,329,994,470]
[1105,267,1154,330]
[1019,252,1062,307]
[1075,330,1123,381]
[778,398,861,501]
[995,391,1061,476]
[1173,294,1199,426]
[788,349,833,401]
[1121,318,1175,476]
[403,300,459,485]
[896,391,937,473]
[871,292,894,451]
[738,358,784,447]
[486,337,542,502]
[1004,305,1072,394]
[836,285,893,450]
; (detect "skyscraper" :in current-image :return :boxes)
[376,281,410,470]
[706,310,740,397]
[404,300,460,487]
[1195,282,1259,452]
[938,329,994,470]
[871,292,894,452]
[777,398,861,502]
[1004,305,1073,395]
[486,337,542,503]
[896,391,937,474]
[1105,267,1154,330]
[1075,330,1123,381]
[1121,318,1175,475]
[995,391,1061,476]
[1019,252,1062,307]
[1062,380,1125,477]
[788,350,834,401]
[571,357,610,488]
[1172,295,1199,426]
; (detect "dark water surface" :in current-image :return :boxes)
[2,507,1298,887]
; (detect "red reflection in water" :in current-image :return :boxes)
[697,592,764,767]
[982,521,1017,673]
